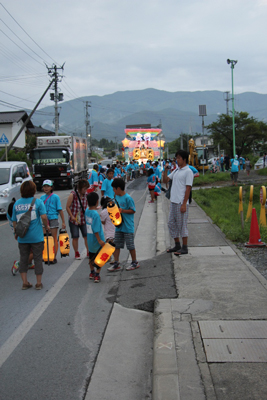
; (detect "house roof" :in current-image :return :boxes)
[0,111,34,128]
[28,126,55,135]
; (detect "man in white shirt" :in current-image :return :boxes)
[166,150,193,255]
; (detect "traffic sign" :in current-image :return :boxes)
[0,134,9,144]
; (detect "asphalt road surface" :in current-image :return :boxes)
[0,177,177,400]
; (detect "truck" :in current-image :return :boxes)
[30,136,88,190]
[188,138,209,172]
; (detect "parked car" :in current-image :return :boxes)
[0,161,32,215]
[254,157,264,170]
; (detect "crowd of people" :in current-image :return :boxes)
[8,154,198,290]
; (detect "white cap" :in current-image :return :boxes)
[42,179,53,186]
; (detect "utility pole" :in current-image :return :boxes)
[84,101,91,159]
[46,63,65,134]
[224,91,231,115]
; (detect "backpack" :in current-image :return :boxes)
[15,198,36,238]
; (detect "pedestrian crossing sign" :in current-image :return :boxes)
[0,134,9,144]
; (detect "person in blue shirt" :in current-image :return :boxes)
[108,178,139,272]
[147,168,156,203]
[154,161,162,182]
[85,192,105,283]
[40,179,66,264]
[98,168,106,190]
[12,180,49,290]
[126,162,133,181]
[88,164,99,193]
[101,168,114,198]
[230,155,240,186]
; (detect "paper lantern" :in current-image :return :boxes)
[122,138,130,148]
[94,242,115,268]
[58,229,70,257]
[107,200,122,226]
[43,233,55,263]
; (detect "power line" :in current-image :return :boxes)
[0,3,58,65]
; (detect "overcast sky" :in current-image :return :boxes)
[1,0,267,113]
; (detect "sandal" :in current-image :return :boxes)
[35,283,43,290]
[22,282,32,290]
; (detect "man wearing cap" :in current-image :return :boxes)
[230,155,240,186]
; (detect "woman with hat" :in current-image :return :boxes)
[40,179,66,264]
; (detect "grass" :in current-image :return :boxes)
[257,167,267,176]
[193,184,267,243]
[194,171,231,185]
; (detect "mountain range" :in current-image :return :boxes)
[31,88,267,142]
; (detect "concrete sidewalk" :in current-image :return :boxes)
[154,195,267,400]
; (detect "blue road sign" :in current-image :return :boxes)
[0,134,9,144]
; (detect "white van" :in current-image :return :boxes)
[0,161,32,215]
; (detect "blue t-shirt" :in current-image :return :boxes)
[101,178,114,199]
[155,166,161,180]
[7,213,14,234]
[40,193,62,220]
[85,209,105,253]
[147,174,156,188]
[88,170,99,186]
[231,159,239,172]
[115,193,135,234]
[11,197,46,244]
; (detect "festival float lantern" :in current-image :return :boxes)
[58,228,70,257]
[107,200,122,226]
[122,138,130,148]
[43,232,55,264]
[94,242,116,268]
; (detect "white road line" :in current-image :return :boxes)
[0,250,87,369]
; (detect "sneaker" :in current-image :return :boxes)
[126,261,140,271]
[94,275,101,283]
[107,262,121,272]
[75,251,81,260]
[28,262,35,269]
[11,261,19,276]
[89,271,95,280]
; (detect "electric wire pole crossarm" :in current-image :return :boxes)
[0,79,55,162]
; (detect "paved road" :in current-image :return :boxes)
[0,178,166,400]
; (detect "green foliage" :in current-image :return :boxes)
[206,111,267,158]
[0,149,31,167]
[193,184,267,242]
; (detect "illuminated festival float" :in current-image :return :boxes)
[121,125,165,163]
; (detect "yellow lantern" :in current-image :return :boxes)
[107,200,122,226]
[58,229,70,257]
[147,149,154,160]
[94,242,115,268]
[133,148,140,160]
[43,233,55,263]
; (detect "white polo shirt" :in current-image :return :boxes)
[169,165,193,204]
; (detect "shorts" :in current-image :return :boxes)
[149,188,155,192]
[68,221,87,239]
[19,242,44,275]
[89,250,99,262]
[43,219,59,229]
[114,231,135,251]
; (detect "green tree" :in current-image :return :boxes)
[206,112,267,157]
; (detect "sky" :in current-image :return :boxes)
[1,0,267,113]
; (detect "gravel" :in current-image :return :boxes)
[236,244,267,280]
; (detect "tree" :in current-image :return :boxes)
[206,111,267,157]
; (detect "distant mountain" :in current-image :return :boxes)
[31,88,267,142]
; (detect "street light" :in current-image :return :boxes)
[227,59,238,157]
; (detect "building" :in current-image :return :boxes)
[0,111,34,149]
[28,126,55,137]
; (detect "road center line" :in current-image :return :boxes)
[0,250,87,369]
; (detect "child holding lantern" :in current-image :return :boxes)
[107,178,140,272]
[85,192,105,283]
